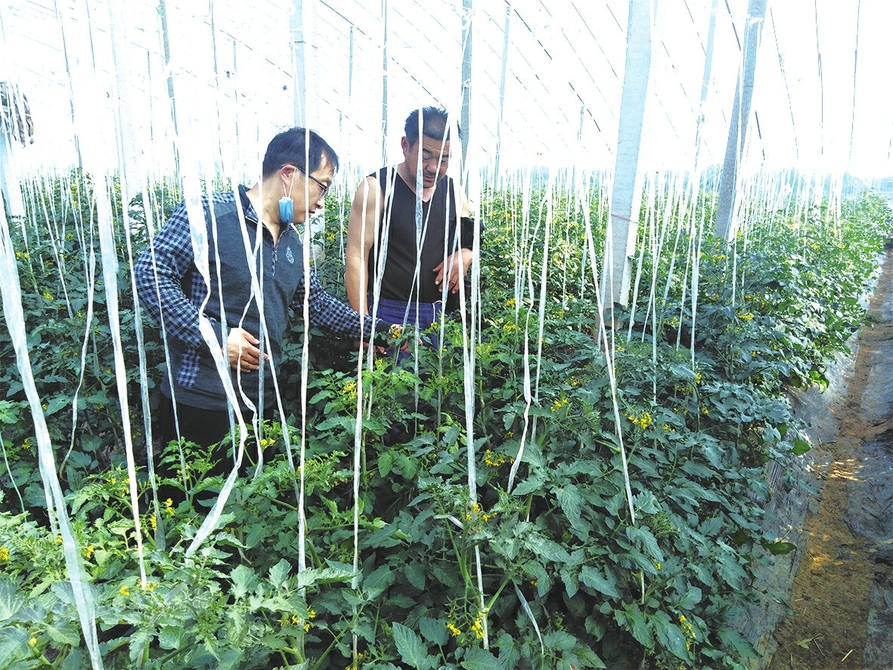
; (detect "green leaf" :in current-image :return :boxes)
[394,453,418,479]
[762,539,797,555]
[524,531,571,563]
[297,566,355,587]
[677,586,702,609]
[45,624,80,647]
[543,630,577,651]
[461,646,500,669]
[718,627,758,659]
[404,561,427,590]
[580,566,620,598]
[716,553,747,589]
[652,617,690,661]
[791,439,812,455]
[511,472,546,496]
[315,416,355,432]
[44,394,71,416]
[378,450,394,477]
[632,492,661,515]
[556,484,585,530]
[625,525,664,562]
[230,564,258,599]
[128,628,152,662]
[0,626,31,661]
[617,603,653,648]
[362,565,395,598]
[269,558,292,589]
[442,424,461,447]
[419,617,448,646]
[560,568,579,598]
[392,622,434,670]
[0,400,20,424]
[0,579,24,621]
[158,625,184,650]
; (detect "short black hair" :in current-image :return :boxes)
[403,106,460,147]
[262,127,339,179]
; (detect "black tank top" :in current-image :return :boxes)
[368,167,459,304]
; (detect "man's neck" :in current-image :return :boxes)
[246,182,282,242]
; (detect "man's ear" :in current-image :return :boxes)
[280,165,296,192]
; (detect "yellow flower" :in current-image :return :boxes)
[119,585,130,597]
[484,449,508,467]
[84,545,94,559]
[627,412,652,430]
[56,535,63,544]
[28,637,37,647]
[342,380,358,402]
[447,622,462,637]
[0,547,9,561]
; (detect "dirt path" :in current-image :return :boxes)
[769,249,893,669]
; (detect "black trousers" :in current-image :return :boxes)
[155,395,274,483]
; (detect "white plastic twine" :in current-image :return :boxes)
[578,177,637,528]
[1,202,104,670]
[178,182,250,557]
[94,179,148,588]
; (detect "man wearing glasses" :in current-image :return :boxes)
[135,127,398,450]
[344,107,478,334]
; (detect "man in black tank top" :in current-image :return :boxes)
[345,106,478,331]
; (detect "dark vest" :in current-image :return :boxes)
[368,167,460,305]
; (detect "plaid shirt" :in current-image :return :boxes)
[134,188,384,392]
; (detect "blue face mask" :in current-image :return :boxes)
[278,169,297,223]
[278,196,293,224]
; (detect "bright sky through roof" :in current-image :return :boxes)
[0,0,891,181]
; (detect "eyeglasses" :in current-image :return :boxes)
[294,165,330,199]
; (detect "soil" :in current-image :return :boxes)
[768,249,893,670]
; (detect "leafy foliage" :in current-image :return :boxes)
[1,173,890,668]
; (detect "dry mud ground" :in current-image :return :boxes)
[768,247,893,669]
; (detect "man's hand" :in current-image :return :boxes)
[433,248,474,294]
[227,327,267,372]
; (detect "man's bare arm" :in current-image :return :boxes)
[344,176,383,314]
[433,182,476,293]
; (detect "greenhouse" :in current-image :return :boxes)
[1,0,892,668]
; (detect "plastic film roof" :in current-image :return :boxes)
[1,0,892,185]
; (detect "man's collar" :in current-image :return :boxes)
[238,184,257,222]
